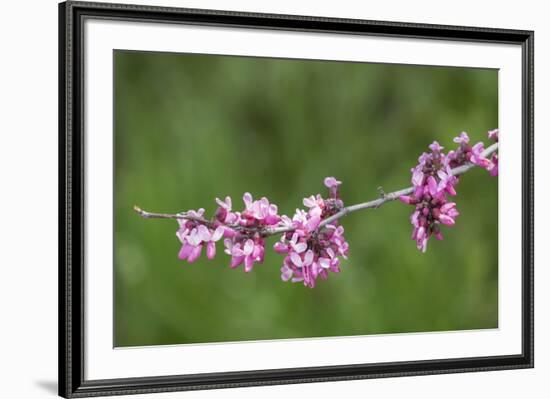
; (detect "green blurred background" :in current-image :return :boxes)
[114,50,498,347]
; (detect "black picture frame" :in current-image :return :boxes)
[59,1,534,397]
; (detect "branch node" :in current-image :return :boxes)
[374,186,387,208]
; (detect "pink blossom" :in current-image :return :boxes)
[224,237,265,272]
[453,132,470,145]
[470,142,490,168]
[202,226,225,259]
[436,166,458,196]
[324,176,342,199]
[290,249,314,268]
[470,142,499,175]
[274,178,349,288]
[434,202,459,226]
[176,217,224,263]
[402,140,462,252]
[178,192,280,271]
[218,193,281,271]
[488,155,498,177]
[412,168,424,187]
[303,195,324,217]
[241,193,280,226]
[215,196,238,225]
[429,141,444,153]
[280,264,293,282]
[273,241,289,254]
[488,129,499,142]
[399,195,415,205]
[402,130,497,252]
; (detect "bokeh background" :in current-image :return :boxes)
[114,50,498,347]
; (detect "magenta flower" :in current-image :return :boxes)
[324,176,342,199]
[453,132,470,145]
[176,209,205,262]
[402,130,497,252]
[177,191,280,272]
[214,192,282,271]
[201,226,225,259]
[488,153,498,177]
[273,178,349,288]
[401,140,462,252]
[486,129,499,176]
[303,195,324,217]
[290,249,314,269]
[412,167,425,187]
[224,237,264,272]
[437,166,458,196]
[435,202,459,226]
[469,141,499,176]
[470,142,491,168]
[429,141,444,153]
[177,219,224,263]
[241,193,280,226]
[318,247,340,272]
[280,263,293,282]
[215,196,238,225]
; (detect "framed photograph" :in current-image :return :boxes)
[59,1,534,397]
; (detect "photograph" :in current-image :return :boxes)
[56,2,535,397]
[114,50,499,347]
[1,0,545,396]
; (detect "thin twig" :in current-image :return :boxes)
[133,206,213,226]
[135,143,498,237]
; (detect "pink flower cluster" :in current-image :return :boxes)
[273,177,349,288]
[177,209,225,262]
[448,130,499,177]
[175,177,349,288]
[399,129,498,252]
[220,193,281,272]
[177,193,281,273]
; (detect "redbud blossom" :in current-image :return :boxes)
[400,130,497,252]
[274,177,349,288]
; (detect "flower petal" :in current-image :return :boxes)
[243,239,254,256]
[303,196,316,208]
[439,214,455,226]
[306,215,321,232]
[293,242,307,254]
[178,243,193,260]
[304,250,314,266]
[230,255,244,268]
[281,266,293,282]
[243,192,253,209]
[197,225,211,242]
[319,257,331,269]
[427,176,438,196]
[211,226,225,242]
[187,228,202,246]
[206,241,216,259]
[244,255,254,272]
[323,176,341,188]
[187,244,203,263]
[412,169,424,186]
[290,252,303,267]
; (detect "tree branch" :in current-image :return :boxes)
[133,206,213,226]
[135,143,498,237]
